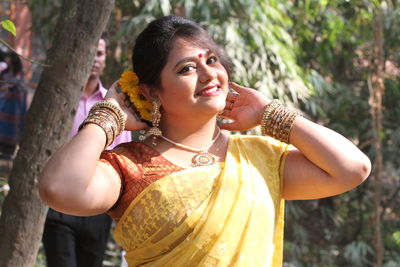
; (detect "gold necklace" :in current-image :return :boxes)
[160,128,221,167]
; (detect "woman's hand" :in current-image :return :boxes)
[105,81,148,131]
[220,82,270,132]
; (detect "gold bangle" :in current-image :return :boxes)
[92,109,120,130]
[79,115,117,149]
[90,100,126,133]
[261,100,280,136]
[260,99,301,144]
[280,110,300,143]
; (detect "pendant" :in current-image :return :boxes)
[191,151,216,167]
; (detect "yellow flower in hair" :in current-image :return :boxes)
[119,71,152,121]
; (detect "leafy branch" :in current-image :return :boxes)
[0,19,49,67]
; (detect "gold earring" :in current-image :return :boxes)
[147,101,162,146]
[217,110,224,120]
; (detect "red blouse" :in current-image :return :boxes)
[100,142,184,221]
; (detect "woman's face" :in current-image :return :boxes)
[156,37,229,121]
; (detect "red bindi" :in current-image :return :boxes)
[198,53,203,58]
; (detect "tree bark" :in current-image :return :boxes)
[368,6,384,267]
[0,0,115,266]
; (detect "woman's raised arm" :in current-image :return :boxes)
[282,116,371,200]
[220,82,371,200]
[39,83,147,215]
[39,123,121,216]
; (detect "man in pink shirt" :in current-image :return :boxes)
[42,37,131,267]
[69,39,130,146]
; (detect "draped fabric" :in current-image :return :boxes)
[104,135,290,266]
[102,142,185,221]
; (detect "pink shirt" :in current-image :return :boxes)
[71,82,132,149]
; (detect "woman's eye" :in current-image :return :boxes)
[207,56,218,64]
[178,65,196,74]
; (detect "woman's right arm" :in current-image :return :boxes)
[39,84,147,216]
[39,123,121,216]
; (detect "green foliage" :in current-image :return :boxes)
[28,0,62,48]
[394,232,400,245]
[34,243,46,267]
[106,0,311,102]
[343,241,373,266]
[284,0,400,265]
[0,180,8,216]
[0,19,16,36]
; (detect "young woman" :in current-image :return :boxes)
[39,16,371,266]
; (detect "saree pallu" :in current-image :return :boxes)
[114,135,289,266]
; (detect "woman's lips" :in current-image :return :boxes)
[196,85,221,96]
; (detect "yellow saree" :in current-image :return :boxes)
[113,135,289,266]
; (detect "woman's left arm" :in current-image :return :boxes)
[282,116,371,200]
[220,82,371,200]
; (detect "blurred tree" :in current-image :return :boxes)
[285,0,400,266]
[0,0,115,266]
[369,6,385,265]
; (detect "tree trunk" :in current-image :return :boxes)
[369,6,384,267]
[0,0,115,266]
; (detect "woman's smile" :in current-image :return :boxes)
[196,84,221,97]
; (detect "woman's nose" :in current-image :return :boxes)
[198,65,217,83]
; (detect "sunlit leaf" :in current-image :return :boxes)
[0,19,17,36]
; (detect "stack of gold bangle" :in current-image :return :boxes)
[90,100,126,133]
[79,100,127,149]
[261,99,301,144]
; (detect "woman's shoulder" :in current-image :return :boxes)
[101,141,160,166]
[105,140,158,155]
[229,134,293,157]
[230,134,284,146]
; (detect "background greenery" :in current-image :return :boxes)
[1,0,400,266]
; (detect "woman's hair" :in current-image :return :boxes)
[132,16,232,89]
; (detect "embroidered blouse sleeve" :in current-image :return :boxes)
[99,142,183,221]
[99,144,139,221]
